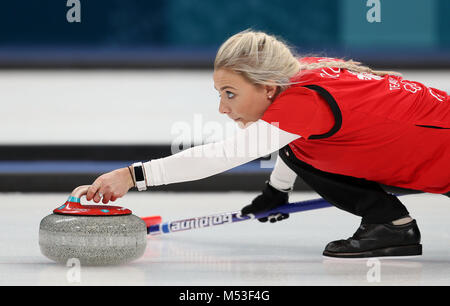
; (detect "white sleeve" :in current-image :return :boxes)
[143,119,301,186]
[269,155,298,191]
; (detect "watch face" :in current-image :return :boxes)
[134,166,145,181]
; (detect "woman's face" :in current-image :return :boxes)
[213,68,277,128]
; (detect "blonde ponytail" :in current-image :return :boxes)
[214,30,402,92]
[298,59,402,77]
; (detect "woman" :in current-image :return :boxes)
[85,30,450,259]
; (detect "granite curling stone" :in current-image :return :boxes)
[39,185,147,266]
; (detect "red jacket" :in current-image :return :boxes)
[261,57,450,194]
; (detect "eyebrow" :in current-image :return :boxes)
[219,86,236,91]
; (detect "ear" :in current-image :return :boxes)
[264,84,279,99]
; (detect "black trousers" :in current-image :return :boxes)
[279,145,412,224]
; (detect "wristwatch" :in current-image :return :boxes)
[132,162,147,191]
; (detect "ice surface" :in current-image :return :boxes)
[1,191,450,285]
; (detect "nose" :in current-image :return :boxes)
[219,100,231,114]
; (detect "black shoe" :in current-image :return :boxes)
[323,219,422,259]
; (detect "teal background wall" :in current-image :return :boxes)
[0,0,448,67]
[342,0,437,48]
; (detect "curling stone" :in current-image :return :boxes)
[39,185,147,266]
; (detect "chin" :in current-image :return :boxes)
[237,121,246,129]
[237,120,255,129]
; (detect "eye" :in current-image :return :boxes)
[225,91,235,99]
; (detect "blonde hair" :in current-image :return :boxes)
[214,30,402,91]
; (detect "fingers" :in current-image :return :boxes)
[93,190,102,203]
[86,182,113,204]
[102,192,112,204]
[85,169,134,204]
[91,189,114,204]
[257,213,289,223]
[244,208,288,223]
[258,217,268,223]
[86,183,100,201]
[274,213,289,222]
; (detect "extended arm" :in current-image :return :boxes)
[143,119,301,186]
[86,120,301,203]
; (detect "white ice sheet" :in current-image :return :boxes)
[0,191,449,286]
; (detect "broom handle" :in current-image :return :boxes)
[147,192,419,235]
[148,197,331,235]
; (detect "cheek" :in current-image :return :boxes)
[234,98,252,116]
[235,90,266,118]
[248,92,268,114]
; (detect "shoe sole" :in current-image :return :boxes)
[322,244,422,259]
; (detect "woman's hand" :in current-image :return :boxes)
[241,181,290,223]
[86,167,135,204]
